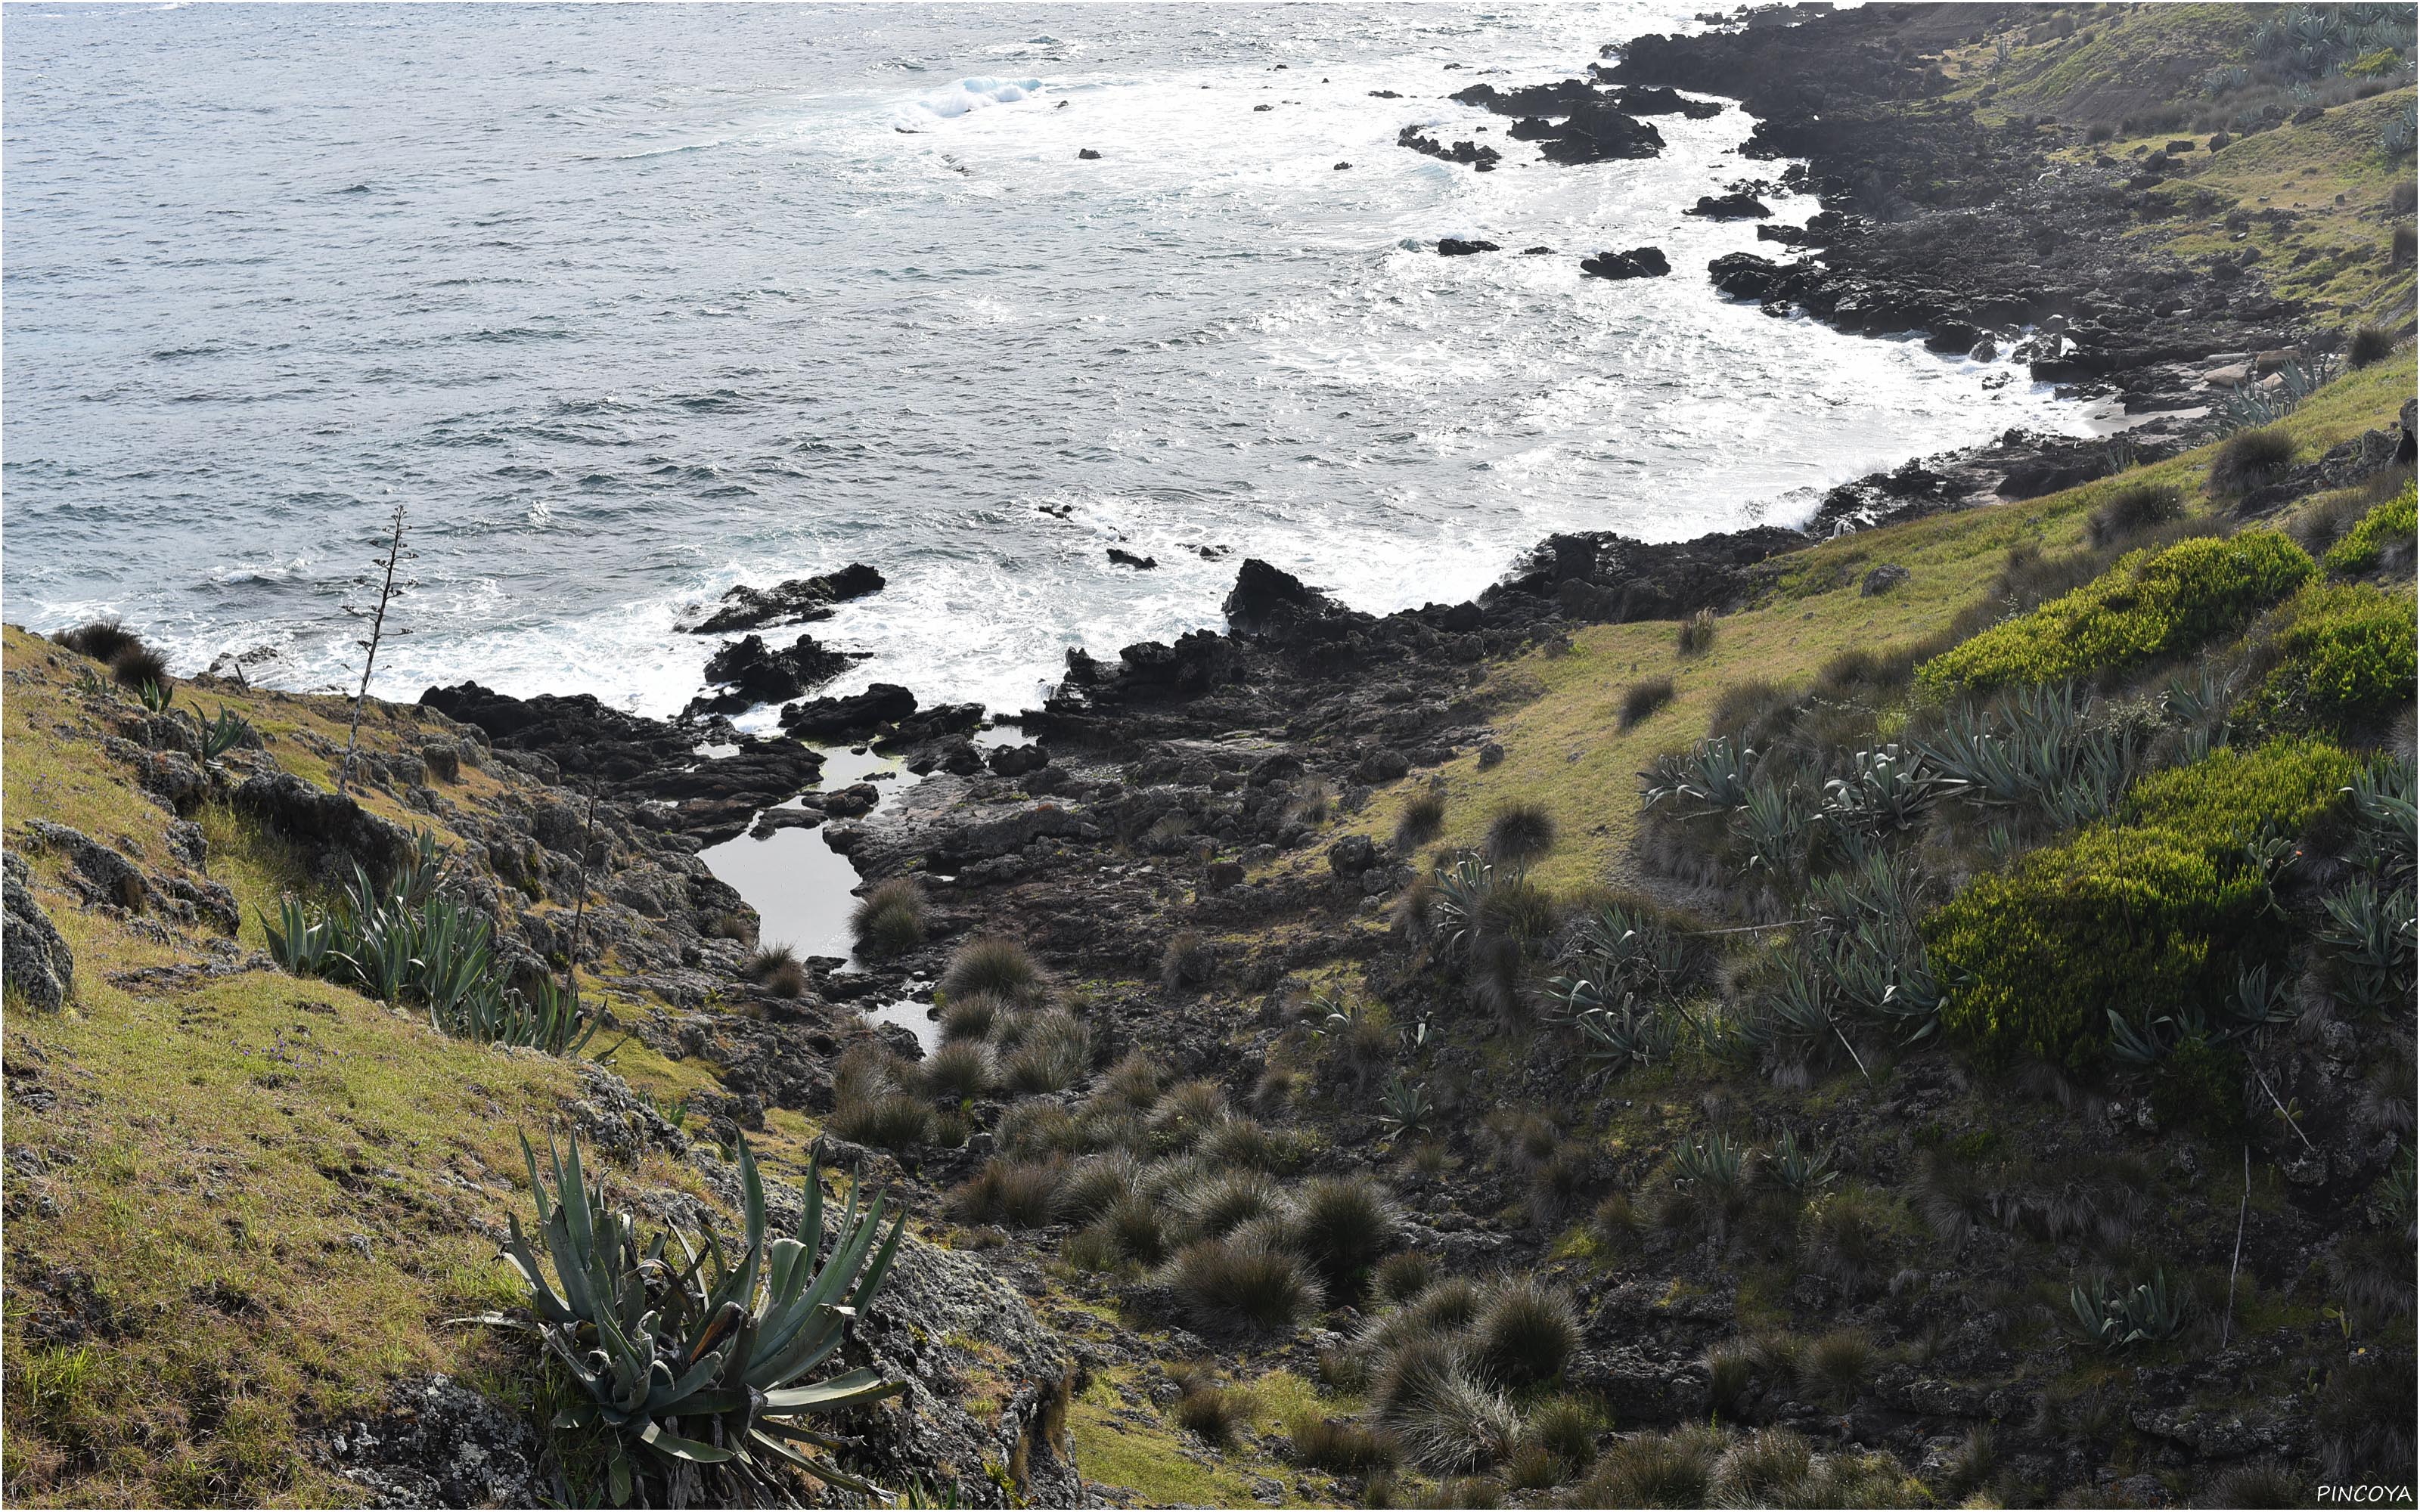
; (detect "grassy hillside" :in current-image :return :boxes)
[1323,350,2415,897]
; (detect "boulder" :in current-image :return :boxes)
[232,773,415,884]
[1327,833,1377,879]
[324,1374,544,1508]
[3,852,73,1011]
[988,743,1050,778]
[687,633,860,717]
[1708,251,1790,300]
[25,820,149,911]
[1106,547,1157,569]
[686,564,885,634]
[1861,563,1912,596]
[1438,237,1502,256]
[1580,246,1671,280]
[780,683,918,742]
[1686,191,1771,219]
[931,803,1088,866]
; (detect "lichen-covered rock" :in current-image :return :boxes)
[233,770,414,883]
[3,853,73,1011]
[24,820,147,911]
[322,1374,544,1509]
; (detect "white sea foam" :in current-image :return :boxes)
[897,76,1044,129]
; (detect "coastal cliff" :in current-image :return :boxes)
[6,4,2417,1507]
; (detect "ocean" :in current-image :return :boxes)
[2,2,2102,722]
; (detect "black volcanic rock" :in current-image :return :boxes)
[779,683,917,741]
[1397,125,1500,170]
[1581,246,1671,280]
[687,632,860,718]
[1686,192,1772,219]
[420,681,823,831]
[687,564,884,634]
[1438,237,1502,256]
[1708,251,1793,300]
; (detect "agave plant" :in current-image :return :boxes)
[1823,745,1941,836]
[1736,776,1813,882]
[1673,1131,1746,1194]
[1768,1129,1836,1198]
[2347,756,2418,892]
[1573,994,1676,1070]
[1379,1074,1435,1142]
[1427,855,1496,960]
[190,702,257,762]
[2318,878,2419,1014]
[2069,1269,2189,1349]
[469,1132,906,1505]
[1640,736,1756,816]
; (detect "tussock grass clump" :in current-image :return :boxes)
[1705,1340,1757,1418]
[1171,1373,1247,1445]
[1150,1078,1230,1150]
[995,1008,1091,1094]
[2211,423,2295,492]
[1803,1328,1879,1408]
[1100,1189,1174,1265]
[828,1091,931,1151]
[1587,1428,1720,1507]
[1483,802,1558,869]
[56,617,141,664]
[2087,482,2186,547]
[1676,608,1717,656]
[1162,1235,1323,1333]
[917,1039,995,1103]
[1159,928,1212,991]
[941,935,1048,1005]
[1711,1427,1813,1502]
[1472,1278,1580,1388]
[1056,1150,1143,1225]
[1376,1337,1520,1473]
[1522,1397,1601,1473]
[2346,324,2399,369]
[739,942,806,996]
[110,644,172,695]
[1289,1413,1399,1475]
[1181,1169,1287,1239]
[939,992,1004,1043]
[1199,1115,1288,1173]
[1618,676,1676,730]
[1094,1046,1163,1111]
[947,1157,1066,1228]
[1289,1173,1400,1291]
[1395,789,1447,850]
[849,877,927,958]
[1373,1251,1441,1307]
[1406,1275,1485,1333]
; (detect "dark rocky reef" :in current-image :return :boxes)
[1396,124,1500,170]
[1580,246,1671,280]
[420,681,822,841]
[686,631,861,718]
[1610,5,2310,414]
[684,563,884,634]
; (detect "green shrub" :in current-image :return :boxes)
[1923,826,2270,1069]
[1916,531,2317,695]
[2124,737,2360,841]
[2322,479,2416,576]
[2251,581,2419,736]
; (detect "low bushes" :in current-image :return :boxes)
[2123,736,2359,841]
[2322,478,2415,576]
[2249,581,2418,736]
[1923,825,2271,1069]
[1916,531,2317,695]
